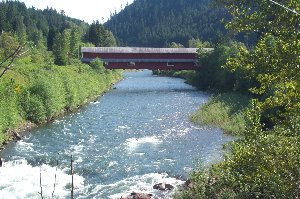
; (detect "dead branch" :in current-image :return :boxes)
[0,43,30,78]
[52,157,59,198]
[71,155,74,199]
[39,166,44,199]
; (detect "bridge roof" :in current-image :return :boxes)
[81,47,212,54]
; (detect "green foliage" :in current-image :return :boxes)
[0,79,21,138]
[188,38,211,48]
[87,21,117,47]
[225,33,300,129]
[69,28,81,58]
[209,133,300,198]
[174,167,210,199]
[29,74,66,120]
[52,32,68,65]
[218,0,300,129]
[175,134,300,199]
[191,93,250,135]
[0,32,18,59]
[193,41,251,92]
[167,42,184,48]
[89,59,106,73]
[19,89,47,123]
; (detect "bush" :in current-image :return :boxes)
[19,88,47,123]
[89,59,106,73]
[210,133,300,198]
[29,74,66,120]
[193,42,253,93]
[0,80,21,142]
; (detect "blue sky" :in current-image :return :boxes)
[18,0,134,24]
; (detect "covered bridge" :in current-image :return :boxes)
[81,47,208,70]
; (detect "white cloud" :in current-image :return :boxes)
[18,0,134,23]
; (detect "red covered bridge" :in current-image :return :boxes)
[81,47,211,70]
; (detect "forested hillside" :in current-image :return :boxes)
[0,1,86,48]
[0,1,116,64]
[105,0,229,47]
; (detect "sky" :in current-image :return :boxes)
[18,0,134,24]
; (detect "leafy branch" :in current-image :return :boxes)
[0,43,30,78]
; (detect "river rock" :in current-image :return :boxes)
[182,179,195,189]
[120,192,153,199]
[153,182,174,191]
[13,132,22,140]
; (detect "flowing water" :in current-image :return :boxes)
[0,70,232,198]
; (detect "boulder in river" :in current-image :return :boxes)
[120,192,153,199]
[153,182,174,191]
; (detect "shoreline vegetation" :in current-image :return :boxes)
[0,60,122,149]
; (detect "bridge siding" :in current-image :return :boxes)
[82,52,196,59]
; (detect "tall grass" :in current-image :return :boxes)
[191,93,250,135]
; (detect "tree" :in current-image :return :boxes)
[0,2,7,33]
[47,27,58,51]
[167,42,184,48]
[87,21,116,47]
[0,32,18,60]
[188,38,211,48]
[218,0,300,130]
[69,28,80,58]
[52,32,68,65]
[14,15,27,44]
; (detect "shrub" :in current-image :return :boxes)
[19,88,47,123]
[89,59,106,73]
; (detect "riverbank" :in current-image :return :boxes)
[0,62,122,149]
[152,70,250,135]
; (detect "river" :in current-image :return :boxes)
[0,70,232,198]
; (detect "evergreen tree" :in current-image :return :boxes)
[87,21,117,47]
[52,32,68,65]
[47,27,57,51]
[69,28,80,58]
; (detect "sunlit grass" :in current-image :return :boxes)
[191,92,251,135]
